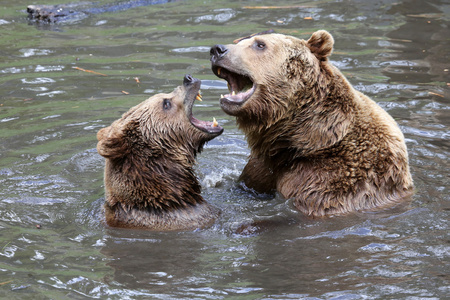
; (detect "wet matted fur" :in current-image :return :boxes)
[97,75,223,230]
[210,30,414,217]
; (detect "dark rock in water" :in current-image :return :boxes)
[27,0,175,23]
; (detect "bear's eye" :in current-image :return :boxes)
[254,40,266,50]
[162,99,172,110]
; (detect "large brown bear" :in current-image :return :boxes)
[210,30,414,217]
[97,75,223,230]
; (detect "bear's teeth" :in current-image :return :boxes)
[212,117,218,127]
[232,91,236,96]
[221,94,224,99]
[217,67,222,75]
[196,91,202,101]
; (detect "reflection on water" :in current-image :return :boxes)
[0,0,448,299]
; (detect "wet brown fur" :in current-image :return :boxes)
[97,84,219,230]
[214,30,414,217]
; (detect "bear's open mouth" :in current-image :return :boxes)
[212,66,256,105]
[185,82,223,137]
[189,91,223,136]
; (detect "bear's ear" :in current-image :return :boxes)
[96,124,129,159]
[307,30,334,61]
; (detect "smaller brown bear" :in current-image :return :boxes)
[97,75,223,230]
[210,30,414,217]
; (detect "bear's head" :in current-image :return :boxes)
[210,30,335,126]
[210,30,355,157]
[97,75,223,164]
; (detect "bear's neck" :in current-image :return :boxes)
[239,68,356,163]
[105,153,205,212]
[104,196,218,230]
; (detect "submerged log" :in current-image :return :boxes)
[27,0,175,23]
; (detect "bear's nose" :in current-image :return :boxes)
[210,44,228,62]
[183,74,194,84]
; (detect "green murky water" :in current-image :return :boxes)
[1,0,449,299]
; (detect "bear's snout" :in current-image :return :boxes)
[183,74,194,85]
[210,44,228,63]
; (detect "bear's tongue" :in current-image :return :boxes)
[221,84,255,103]
[190,116,219,130]
[217,67,255,103]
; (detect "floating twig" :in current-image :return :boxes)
[2,241,10,251]
[429,92,444,98]
[73,66,107,76]
[243,6,311,9]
